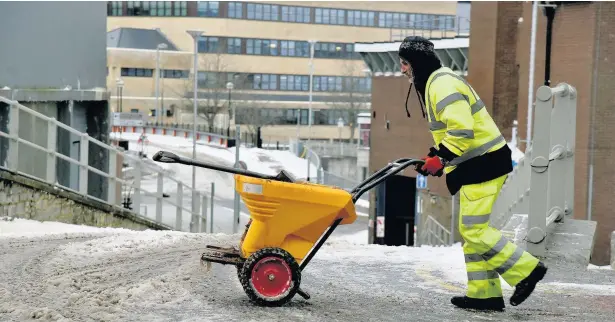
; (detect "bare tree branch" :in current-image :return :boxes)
[327,61,370,142]
[167,50,231,130]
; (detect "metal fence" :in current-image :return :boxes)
[0,96,218,233]
[417,215,452,247]
[491,83,577,257]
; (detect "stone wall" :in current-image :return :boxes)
[0,169,169,231]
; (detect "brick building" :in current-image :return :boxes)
[364,1,615,265]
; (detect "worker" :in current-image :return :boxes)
[397,36,548,312]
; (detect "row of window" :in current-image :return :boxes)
[109,1,188,17]
[198,36,359,60]
[118,68,372,93]
[235,108,367,126]
[198,72,371,93]
[108,1,458,31]
[120,68,189,79]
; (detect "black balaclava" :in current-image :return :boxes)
[398,36,442,118]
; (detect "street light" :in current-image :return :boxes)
[155,43,168,124]
[226,80,240,233]
[187,30,205,231]
[226,81,234,124]
[116,78,124,113]
[306,39,316,181]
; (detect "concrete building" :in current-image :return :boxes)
[0,1,110,200]
[105,1,462,143]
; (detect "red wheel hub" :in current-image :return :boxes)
[251,256,292,298]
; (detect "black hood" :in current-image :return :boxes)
[398,36,442,118]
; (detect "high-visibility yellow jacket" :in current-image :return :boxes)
[425,67,512,194]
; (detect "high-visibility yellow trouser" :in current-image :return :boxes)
[459,174,540,299]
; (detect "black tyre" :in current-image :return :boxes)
[239,247,301,307]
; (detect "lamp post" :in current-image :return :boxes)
[116,78,124,138]
[306,39,316,181]
[155,43,168,125]
[187,30,205,226]
[116,78,124,113]
[226,81,234,125]
[226,81,241,233]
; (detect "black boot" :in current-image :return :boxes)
[510,261,548,306]
[451,296,505,312]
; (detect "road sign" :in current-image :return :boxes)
[376,216,385,238]
[416,174,427,189]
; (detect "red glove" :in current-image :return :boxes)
[421,155,445,177]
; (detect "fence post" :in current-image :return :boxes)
[201,193,208,233]
[46,119,57,184]
[79,134,89,195]
[156,172,163,223]
[210,182,215,233]
[176,182,183,230]
[527,85,554,257]
[133,159,142,215]
[191,192,200,233]
[7,102,19,172]
[107,147,117,205]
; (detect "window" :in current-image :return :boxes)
[174,1,187,16]
[246,39,278,56]
[228,2,242,18]
[121,68,153,77]
[108,1,122,16]
[227,38,241,54]
[198,36,219,53]
[162,70,189,79]
[198,1,219,17]
[252,74,277,90]
[247,3,279,21]
[282,6,310,23]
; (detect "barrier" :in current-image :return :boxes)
[0,96,218,233]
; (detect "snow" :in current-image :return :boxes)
[2,217,615,321]
[0,217,130,237]
[110,132,318,181]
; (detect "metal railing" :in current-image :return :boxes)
[0,96,220,233]
[491,83,577,257]
[418,215,452,247]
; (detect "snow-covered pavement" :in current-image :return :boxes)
[112,132,369,234]
[1,218,614,322]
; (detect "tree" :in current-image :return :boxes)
[171,51,232,130]
[327,60,371,144]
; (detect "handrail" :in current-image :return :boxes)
[490,83,577,257]
[0,96,220,233]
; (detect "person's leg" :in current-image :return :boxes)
[453,174,547,310]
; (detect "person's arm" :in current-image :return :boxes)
[430,77,475,162]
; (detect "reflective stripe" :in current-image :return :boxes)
[430,121,446,131]
[481,236,509,262]
[464,253,483,263]
[427,72,484,131]
[495,246,524,275]
[447,129,475,139]
[436,92,467,113]
[462,213,490,226]
[471,99,485,114]
[448,135,506,166]
[467,270,499,281]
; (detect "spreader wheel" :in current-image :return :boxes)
[239,247,300,307]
